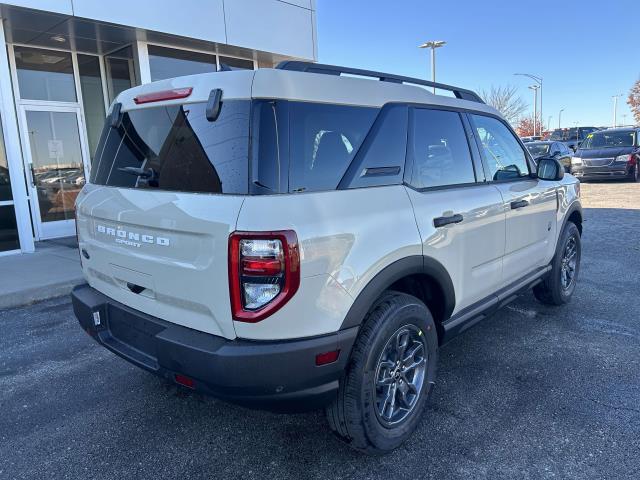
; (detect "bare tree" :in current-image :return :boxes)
[479,85,528,124]
[628,77,640,124]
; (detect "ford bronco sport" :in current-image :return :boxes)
[72,62,583,454]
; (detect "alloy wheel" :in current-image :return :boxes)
[374,325,427,427]
[560,235,578,291]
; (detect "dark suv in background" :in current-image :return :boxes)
[571,127,640,182]
[548,126,599,151]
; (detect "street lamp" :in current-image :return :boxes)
[419,40,446,94]
[529,84,540,136]
[515,73,543,135]
[558,108,565,129]
[612,94,623,128]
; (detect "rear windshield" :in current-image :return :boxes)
[90,100,250,194]
[90,99,380,195]
[580,130,635,149]
[526,143,550,157]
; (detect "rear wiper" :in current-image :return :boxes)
[117,166,155,179]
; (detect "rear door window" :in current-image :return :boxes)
[90,100,250,194]
[408,108,476,189]
[288,102,378,192]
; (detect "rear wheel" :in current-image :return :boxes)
[534,222,581,305]
[326,291,438,454]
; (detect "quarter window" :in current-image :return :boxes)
[470,114,530,181]
[409,108,476,189]
[289,103,378,192]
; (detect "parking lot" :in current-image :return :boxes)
[1,181,639,480]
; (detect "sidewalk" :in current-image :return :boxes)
[0,237,84,310]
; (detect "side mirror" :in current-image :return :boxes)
[537,157,564,181]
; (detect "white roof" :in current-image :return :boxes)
[115,68,500,117]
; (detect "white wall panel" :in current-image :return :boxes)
[225,0,314,60]
[72,0,226,44]
[1,0,72,14]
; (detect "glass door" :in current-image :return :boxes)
[19,105,90,239]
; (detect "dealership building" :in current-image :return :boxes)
[0,0,317,255]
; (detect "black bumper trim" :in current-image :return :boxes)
[72,284,358,412]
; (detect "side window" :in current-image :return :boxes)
[470,114,530,181]
[550,143,559,155]
[409,108,476,189]
[289,102,378,193]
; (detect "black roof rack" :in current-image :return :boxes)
[275,61,485,104]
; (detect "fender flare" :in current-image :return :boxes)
[339,255,456,330]
[562,201,583,235]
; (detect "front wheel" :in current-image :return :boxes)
[629,164,639,183]
[534,222,581,305]
[326,292,438,454]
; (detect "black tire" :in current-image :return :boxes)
[628,164,639,183]
[326,291,438,454]
[533,222,581,305]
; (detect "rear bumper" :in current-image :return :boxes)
[72,284,358,412]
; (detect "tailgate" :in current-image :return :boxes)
[76,184,243,339]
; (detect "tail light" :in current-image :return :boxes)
[228,231,300,322]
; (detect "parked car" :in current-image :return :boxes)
[526,141,574,172]
[71,62,583,454]
[548,127,599,151]
[520,135,542,143]
[571,127,640,182]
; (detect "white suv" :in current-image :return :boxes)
[72,62,583,454]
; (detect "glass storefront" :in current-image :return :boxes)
[3,40,260,251]
[105,46,136,103]
[219,56,254,70]
[14,46,77,102]
[148,45,217,81]
[78,54,106,161]
[0,119,19,252]
[24,109,86,223]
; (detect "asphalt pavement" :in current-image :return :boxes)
[1,182,639,480]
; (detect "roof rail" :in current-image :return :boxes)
[275,61,485,104]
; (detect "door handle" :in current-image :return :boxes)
[433,214,463,228]
[510,200,529,209]
[29,164,37,187]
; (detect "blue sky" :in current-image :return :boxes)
[316,0,637,129]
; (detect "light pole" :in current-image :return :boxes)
[612,94,623,128]
[547,115,552,133]
[419,40,446,94]
[529,84,540,136]
[558,108,565,129]
[515,73,543,135]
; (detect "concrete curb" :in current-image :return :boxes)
[0,278,85,310]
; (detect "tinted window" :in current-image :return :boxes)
[251,101,287,193]
[289,103,378,192]
[91,100,250,194]
[409,108,475,189]
[341,104,408,189]
[149,45,217,81]
[471,114,530,181]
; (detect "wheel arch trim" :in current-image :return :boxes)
[339,255,456,330]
